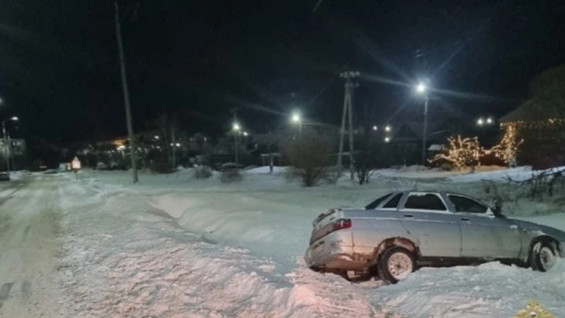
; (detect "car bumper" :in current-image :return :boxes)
[304,231,365,272]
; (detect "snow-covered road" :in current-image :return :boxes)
[0,175,66,317]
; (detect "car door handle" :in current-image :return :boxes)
[403,214,414,218]
[460,217,470,221]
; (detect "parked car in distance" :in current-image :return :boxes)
[0,172,9,181]
[305,190,565,283]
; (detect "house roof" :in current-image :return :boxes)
[500,93,565,123]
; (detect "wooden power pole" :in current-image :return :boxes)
[337,71,359,179]
[114,1,138,183]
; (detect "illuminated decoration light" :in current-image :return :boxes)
[385,125,391,132]
[233,123,241,131]
[243,132,248,137]
[489,124,523,165]
[176,143,181,147]
[384,137,390,143]
[429,135,482,170]
[116,145,126,151]
[372,125,378,131]
[477,118,484,126]
[486,117,493,124]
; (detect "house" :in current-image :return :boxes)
[499,65,565,168]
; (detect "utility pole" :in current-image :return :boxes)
[2,122,9,173]
[421,94,429,166]
[231,108,239,166]
[114,1,138,183]
[171,127,176,171]
[337,71,359,179]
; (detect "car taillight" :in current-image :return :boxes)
[332,219,351,232]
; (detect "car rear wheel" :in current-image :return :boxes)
[378,247,415,284]
[530,241,557,272]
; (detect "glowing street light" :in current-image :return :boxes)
[416,83,427,94]
[233,122,241,131]
[372,125,378,131]
[385,125,391,132]
[243,131,248,137]
[477,117,494,126]
[384,137,391,143]
[291,112,301,123]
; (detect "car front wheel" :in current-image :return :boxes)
[378,247,415,284]
[530,241,557,272]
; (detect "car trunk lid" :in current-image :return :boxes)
[309,208,347,244]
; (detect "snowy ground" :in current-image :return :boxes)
[1,166,564,317]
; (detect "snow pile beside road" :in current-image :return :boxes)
[371,262,565,317]
[57,178,382,317]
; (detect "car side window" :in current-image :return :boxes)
[448,195,488,213]
[404,193,446,211]
[383,193,403,209]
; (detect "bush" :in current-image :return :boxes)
[193,165,212,179]
[285,134,332,187]
[150,155,174,174]
[220,169,242,183]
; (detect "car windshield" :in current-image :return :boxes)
[365,193,393,209]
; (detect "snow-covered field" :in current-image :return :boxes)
[30,166,565,317]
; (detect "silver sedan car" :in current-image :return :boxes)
[304,191,565,283]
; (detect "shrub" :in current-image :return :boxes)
[285,134,332,187]
[193,165,212,179]
[150,155,174,174]
[220,169,242,183]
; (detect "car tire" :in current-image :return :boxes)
[530,241,557,272]
[378,247,415,284]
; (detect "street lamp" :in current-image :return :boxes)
[2,116,19,174]
[416,82,429,165]
[291,111,302,138]
[477,116,493,126]
[232,122,241,166]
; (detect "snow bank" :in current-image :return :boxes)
[57,166,565,317]
[57,175,383,317]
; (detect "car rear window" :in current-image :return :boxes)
[383,193,403,208]
[404,193,446,211]
[365,193,392,209]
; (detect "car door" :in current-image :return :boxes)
[398,192,461,257]
[447,194,521,259]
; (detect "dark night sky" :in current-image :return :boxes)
[0,0,564,145]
